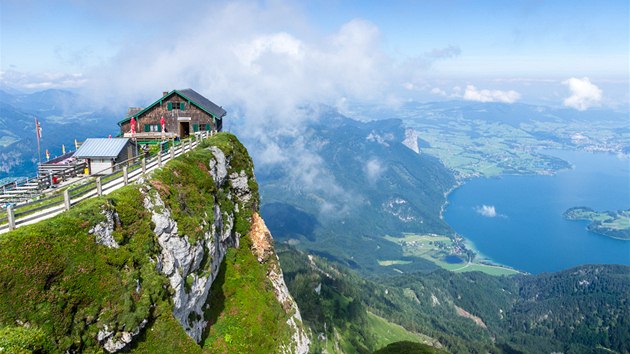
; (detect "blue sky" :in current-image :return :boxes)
[1,0,628,109]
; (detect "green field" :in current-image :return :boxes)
[384,233,520,276]
[416,121,565,178]
[397,105,628,179]
[367,312,439,350]
[564,207,630,240]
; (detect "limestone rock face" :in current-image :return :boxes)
[142,145,249,343]
[208,146,228,186]
[250,213,311,354]
[402,128,420,154]
[95,141,308,353]
[98,320,147,353]
[89,209,120,249]
[229,170,252,204]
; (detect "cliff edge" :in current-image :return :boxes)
[0,133,309,353]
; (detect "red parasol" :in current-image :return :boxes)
[130,117,136,135]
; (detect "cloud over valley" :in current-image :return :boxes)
[475,205,502,218]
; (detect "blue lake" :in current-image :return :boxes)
[444,150,630,274]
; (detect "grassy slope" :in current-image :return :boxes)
[366,312,434,350]
[202,236,291,353]
[0,188,168,353]
[0,133,291,353]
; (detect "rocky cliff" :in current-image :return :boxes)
[0,133,309,353]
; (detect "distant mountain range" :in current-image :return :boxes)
[0,89,122,180]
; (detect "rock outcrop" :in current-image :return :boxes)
[250,212,310,354]
[89,208,121,249]
[402,127,420,154]
[139,143,251,343]
[0,134,309,353]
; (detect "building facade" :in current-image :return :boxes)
[73,138,137,175]
[118,89,226,139]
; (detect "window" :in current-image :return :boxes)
[144,124,160,132]
[167,102,186,111]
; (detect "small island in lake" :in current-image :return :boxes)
[563,207,630,240]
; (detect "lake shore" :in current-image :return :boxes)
[441,149,630,274]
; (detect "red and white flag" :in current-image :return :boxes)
[130,117,136,135]
[35,118,42,141]
[160,116,165,132]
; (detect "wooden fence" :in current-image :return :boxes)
[0,131,211,234]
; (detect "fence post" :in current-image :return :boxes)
[7,205,15,231]
[123,166,128,185]
[63,189,71,211]
[158,153,162,167]
[142,158,146,175]
[189,139,193,151]
[170,147,175,160]
[96,177,102,196]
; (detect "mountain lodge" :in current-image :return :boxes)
[118,89,226,140]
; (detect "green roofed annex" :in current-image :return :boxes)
[118,89,226,140]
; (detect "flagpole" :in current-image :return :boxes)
[35,118,42,176]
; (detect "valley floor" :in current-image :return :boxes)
[383,233,521,276]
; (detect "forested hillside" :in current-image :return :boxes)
[279,245,630,354]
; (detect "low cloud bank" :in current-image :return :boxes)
[563,77,602,111]
[463,85,521,103]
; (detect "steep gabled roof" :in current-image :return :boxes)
[178,89,226,119]
[74,138,131,158]
[117,89,226,126]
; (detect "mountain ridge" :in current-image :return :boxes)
[0,133,309,353]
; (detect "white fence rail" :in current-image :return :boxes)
[0,131,211,234]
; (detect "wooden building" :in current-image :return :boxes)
[118,89,226,140]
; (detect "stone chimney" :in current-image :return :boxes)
[163,91,169,97]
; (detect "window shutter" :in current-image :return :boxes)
[167,102,172,111]
[180,102,185,110]
[206,123,211,131]
[144,124,150,132]
[193,124,199,132]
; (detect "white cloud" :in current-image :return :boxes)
[562,77,602,111]
[364,158,385,183]
[431,87,447,96]
[475,205,498,218]
[463,85,521,103]
[84,4,393,125]
[0,70,87,90]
